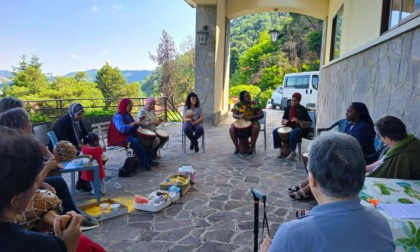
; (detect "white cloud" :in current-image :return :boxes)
[71,54,80,59]
[92,5,99,12]
[102,50,109,55]
[113,5,123,10]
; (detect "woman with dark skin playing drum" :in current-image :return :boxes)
[230,91,264,155]
[108,98,158,171]
[272,92,312,160]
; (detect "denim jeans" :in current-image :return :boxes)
[272,127,301,152]
[183,122,204,143]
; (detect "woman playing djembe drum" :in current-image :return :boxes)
[108,98,158,171]
[272,92,312,160]
[229,91,264,155]
[137,97,168,159]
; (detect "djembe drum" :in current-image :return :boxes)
[233,119,252,154]
[137,128,157,150]
[277,127,292,157]
[16,189,71,232]
[155,129,169,149]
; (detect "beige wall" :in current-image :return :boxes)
[225,0,328,20]
[325,0,383,64]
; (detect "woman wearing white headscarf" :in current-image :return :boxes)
[53,103,89,191]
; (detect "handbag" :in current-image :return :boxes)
[118,156,138,177]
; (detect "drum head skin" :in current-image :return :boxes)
[155,129,169,137]
[137,128,156,136]
[277,127,292,134]
[233,119,252,129]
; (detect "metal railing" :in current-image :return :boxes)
[23,97,183,124]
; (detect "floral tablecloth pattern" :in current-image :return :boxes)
[360,178,420,252]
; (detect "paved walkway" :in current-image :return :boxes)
[68,109,317,252]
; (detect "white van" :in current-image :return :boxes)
[280,71,319,110]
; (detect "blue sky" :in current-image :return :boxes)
[0,1,196,75]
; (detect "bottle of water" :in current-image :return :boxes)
[114,182,122,189]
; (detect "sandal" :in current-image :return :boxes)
[288,185,300,192]
[289,189,311,200]
[295,210,310,218]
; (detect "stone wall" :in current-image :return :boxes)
[195,6,217,124]
[318,26,420,137]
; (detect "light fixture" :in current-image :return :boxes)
[269,29,280,42]
[269,8,280,43]
[197,25,209,46]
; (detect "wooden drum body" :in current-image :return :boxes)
[136,128,157,149]
[16,189,71,232]
[233,120,252,154]
[155,129,169,149]
[278,127,292,157]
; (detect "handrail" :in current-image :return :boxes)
[23,96,183,124]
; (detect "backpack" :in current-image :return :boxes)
[118,156,138,177]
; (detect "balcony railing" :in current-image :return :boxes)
[23,97,183,129]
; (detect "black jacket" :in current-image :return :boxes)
[52,114,88,150]
[282,105,312,137]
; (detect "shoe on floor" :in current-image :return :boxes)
[289,189,311,200]
[189,142,194,150]
[194,141,199,153]
[81,217,99,231]
[150,161,159,167]
[76,179,92,192]
[285,151,297,160]
[295,210,311,218]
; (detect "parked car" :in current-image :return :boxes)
[265,99,272,109]
[270,86,283,109]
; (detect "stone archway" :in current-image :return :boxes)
[189,0,328,125]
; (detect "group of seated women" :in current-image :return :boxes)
[287,101,420,201]
[0,98,105,251]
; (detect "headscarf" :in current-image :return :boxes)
[292,93,302,102]
[67,103,84,146]
[68,103,84,119]
[118,98,132,115]
[144,97,155,111]
[352,102,375,132]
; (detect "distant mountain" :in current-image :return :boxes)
[0,70,13,78]
[64,69,152,83]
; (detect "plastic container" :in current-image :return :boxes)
[133,192,172,213]
[110,203,120,211]
[160,174,191,196]
[178,166,196,184]
[114,182,122,189]
[99,203,109,210]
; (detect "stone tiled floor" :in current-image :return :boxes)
[67,109,317,252]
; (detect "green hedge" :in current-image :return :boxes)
[229,85,261,99]
[255,89,273,107]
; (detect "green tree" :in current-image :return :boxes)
[149,30,177,100]
[95,62,128,109]
[140,68,162,97]
[173,36,195,103]
[5,55,49,99]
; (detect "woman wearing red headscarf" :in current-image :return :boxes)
[272,92,312,160]
[108,98,155,171]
